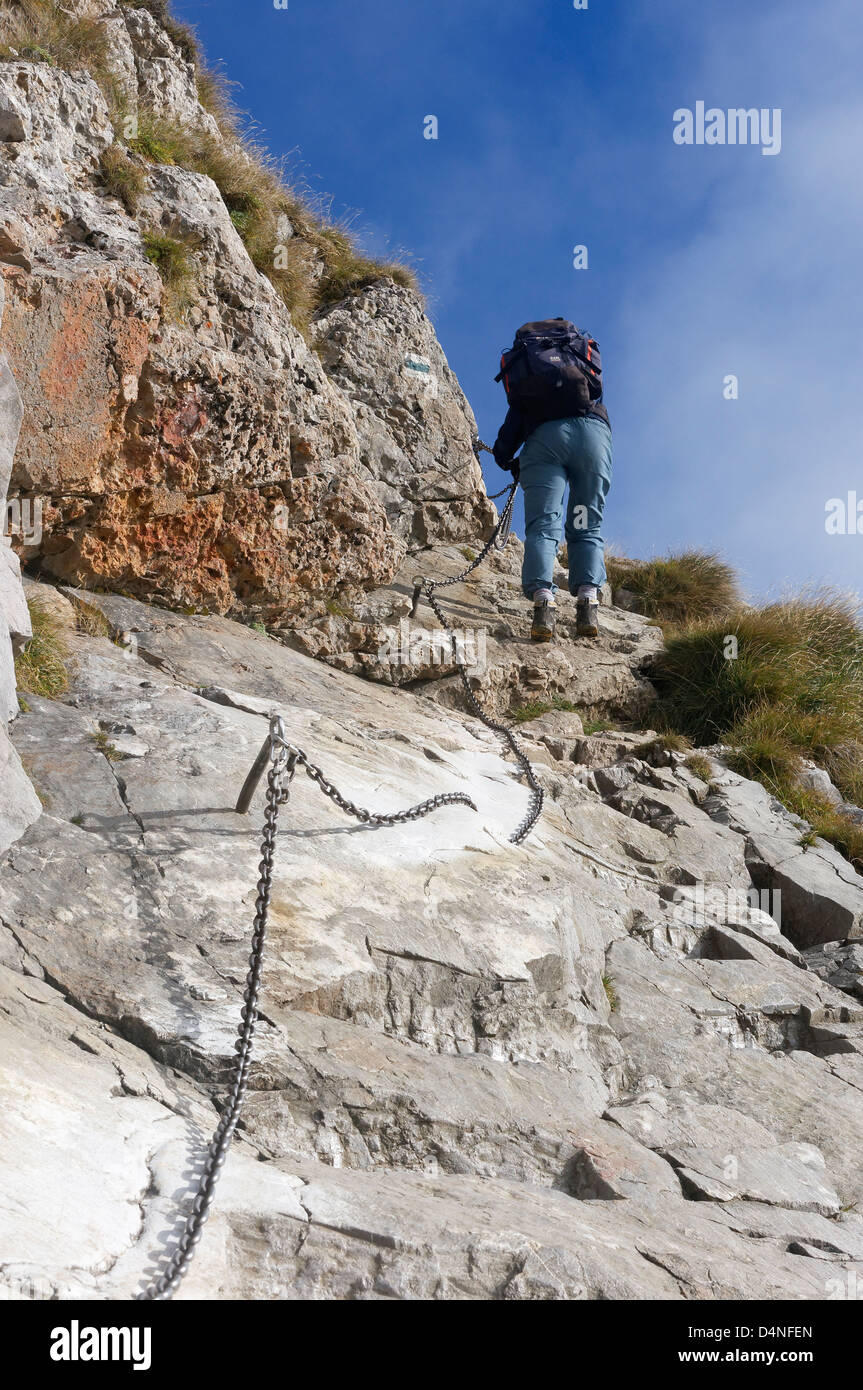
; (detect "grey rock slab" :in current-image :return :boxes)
[0,605,17,724]
[804,941,863,999]
[678,889,804,965]
[0,721,41,854]
[714,1202,863,1263]
[0,626,622,1080]
[11,693,130,830]
[315,284,494,548]
[0,964,306,1301]
[610,782,751,889]
[694,928,863,1039]
[666,1141,841,1216]
[606,1091,779,1152]
[607,936,863,1203]
[747,830,863,948]
[706,768,863,947]
[22,576,79,631]
[796,762,844,807]
[4,593,863,1295]
[0,545,29,643]
[519,709,585,740]
[286,539,662,721]
[234,1009,679,1200]
[252,1163,835,1302]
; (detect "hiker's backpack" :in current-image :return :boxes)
[495,318,602,419]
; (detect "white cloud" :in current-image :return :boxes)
[609,0,863,599]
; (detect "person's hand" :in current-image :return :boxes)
[509,459,520,481]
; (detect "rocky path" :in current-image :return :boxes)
[2,580,863,1299]
[1,3,862,1300]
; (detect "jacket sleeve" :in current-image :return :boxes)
[493,408,527,470]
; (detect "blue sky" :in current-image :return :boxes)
[173,0,863,602]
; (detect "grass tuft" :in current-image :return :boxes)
[92,730,121,761]
[646,579,863,871]
[142,223,200,317]
[14,598,70,699]
[325,597,356,621]
[608,550,741,624]
[124,110,418,331]
[637,731,692,758]
[685,754,713,782]
[510,696,582,725]
[98,143,146,214]
[69,596,111,637]
[0,0,114,83]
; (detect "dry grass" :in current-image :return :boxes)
[69,596,111,637]
[92,730,121,761]
[98,143,146,214]
[3,2,420,331]
[636,731,692,758]
[127,109,418,330]
[510,696,581,725]
[0,0,113,79]
[647,581,863,870]
[685,754,714,782]
[608,550,741,623]
[14,597,70,699]
[602,975,619,1012]
[142,223,200,317]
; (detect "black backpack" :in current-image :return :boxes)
[495,318,602,419]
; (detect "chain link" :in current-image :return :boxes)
[139,719,479,1300]
[411,443,543,845]
[138,732,288,1300]
[420,580,543,845]
[137,446,541,1296]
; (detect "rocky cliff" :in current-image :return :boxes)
[0,1,492,625]
[2,2,863,1303]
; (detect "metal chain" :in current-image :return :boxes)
[408,442,543,845]
[290,744,477,824]
[138,718,478,1301]
[420,581,543,845]
[138,731,289,1301]
[137,445,541,1296]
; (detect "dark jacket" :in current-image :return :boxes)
[493,399,610,472]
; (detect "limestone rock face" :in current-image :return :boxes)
[704,768,863,947]
[0,244,40,848]
[281,538,663,720]
[2,592,863,1300]
[0,21,490,625]
[315,285,495,547]
[4,2,863,1308]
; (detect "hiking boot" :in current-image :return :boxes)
[531,600,556,643]
[576,597,600,638]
